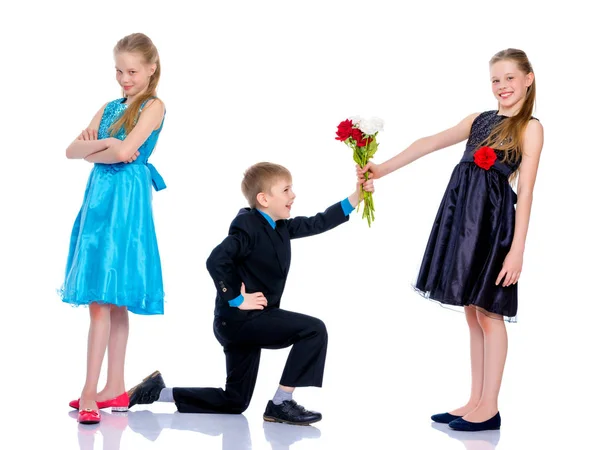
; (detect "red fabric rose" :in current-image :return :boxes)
[335,119,354,141]
[473,146,497,170]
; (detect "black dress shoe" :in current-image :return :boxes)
[263,400,322,426]
[431,412,462,424]
[128,370,166,408]
[449,412,501,431]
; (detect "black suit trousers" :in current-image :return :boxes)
[173,308,328,414]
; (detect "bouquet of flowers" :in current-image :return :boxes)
[335,116,383,227]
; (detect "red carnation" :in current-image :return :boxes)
[335,119,354,141]
[356,136,372,147]
[350,127,363,141]
[473,146,497,170]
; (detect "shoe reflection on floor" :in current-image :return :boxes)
[431,421,500,450]
[70,409,322,450]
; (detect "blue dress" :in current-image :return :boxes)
[413,111,537,322]
[59,98,166,315]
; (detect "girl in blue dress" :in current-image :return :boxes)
[358,49,544,431]
[59,33,167,424]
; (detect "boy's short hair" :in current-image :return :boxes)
[242,162,292,208]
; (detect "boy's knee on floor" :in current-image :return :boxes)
[228,400,250,414]
[225,393,251,414]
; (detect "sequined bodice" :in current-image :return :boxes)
[460,110,520,177]
[96,98,166,191]
[98,98,163,164]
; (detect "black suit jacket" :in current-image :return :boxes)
[206,201,349,320]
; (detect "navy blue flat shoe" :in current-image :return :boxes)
[448,412,501,431]
[431,412,462,424]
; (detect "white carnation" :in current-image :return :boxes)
[358,117,384,135]
[348,115,363,126]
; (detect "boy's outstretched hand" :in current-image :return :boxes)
[238,282,268,310]
[349,178,375,208]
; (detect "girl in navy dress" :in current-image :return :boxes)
[358,49,543,431]
[59,33,167,424]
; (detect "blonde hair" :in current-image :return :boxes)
[482,48,536,169]
[109,33,161,135]
[242,162,292,208]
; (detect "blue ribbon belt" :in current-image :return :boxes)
[147,163,166,191]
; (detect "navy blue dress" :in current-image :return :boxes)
[414,111,533,322]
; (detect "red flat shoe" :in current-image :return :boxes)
[78,408,101,424]
[69,392,129,412]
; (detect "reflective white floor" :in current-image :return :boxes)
[4,372,596,450]
[60,409,504,450]
[8,405,505,450]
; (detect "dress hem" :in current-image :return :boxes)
[58,287,165,316]
[411,284,517,323]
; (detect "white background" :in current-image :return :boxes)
[1,0,599,449]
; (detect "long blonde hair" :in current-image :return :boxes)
[109,33,161,136]
[482,48,536,166]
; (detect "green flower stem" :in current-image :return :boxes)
[354,140,375,227]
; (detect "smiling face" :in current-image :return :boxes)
[258,178,296,221]
[490,59,534,116]
[115,51,156,100]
